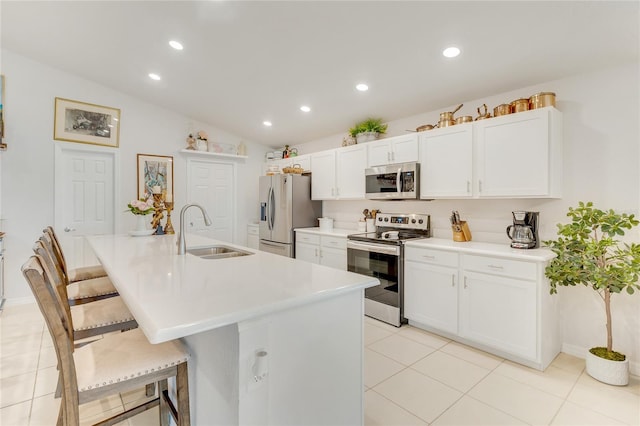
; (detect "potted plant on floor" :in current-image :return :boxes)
[349,118,388,144]
[544,201,640,385]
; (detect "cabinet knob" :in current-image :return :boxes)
[463,276,468,289]
[467,181,471,193]
[451,275,456,287]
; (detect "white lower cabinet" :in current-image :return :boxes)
[404,244,559,370]
[295,231,347,270]
[247,224,259,249]
[459,270,536,360]
[405,260,458,335]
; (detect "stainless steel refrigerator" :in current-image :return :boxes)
[259,174,321,257]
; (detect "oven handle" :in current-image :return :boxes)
[347,240,400,256]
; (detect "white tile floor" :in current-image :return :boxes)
[2,303,639,425]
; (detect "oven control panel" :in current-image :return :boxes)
[376,213,430,231]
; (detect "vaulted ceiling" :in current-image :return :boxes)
[2,1,638,147]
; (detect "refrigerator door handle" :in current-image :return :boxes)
[269,186,276,230]
[265,187,272,230]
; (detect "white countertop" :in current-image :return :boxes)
[294,227,356,237]
[87,233,377,344]
[405,238,555,262]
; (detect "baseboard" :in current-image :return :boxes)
[562,343,640,376]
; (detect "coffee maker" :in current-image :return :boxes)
[506,211,539,249]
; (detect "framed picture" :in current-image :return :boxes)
[0,75,5,150]
[54,97,120,147]
[137,154,174,201]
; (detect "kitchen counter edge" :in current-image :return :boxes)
[405,238,555,262]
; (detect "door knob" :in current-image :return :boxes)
[64,227,76,232]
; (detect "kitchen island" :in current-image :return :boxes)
[87,233,377,425]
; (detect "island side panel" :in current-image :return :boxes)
[180,289,365,425]
[182,323,240,425]
[257,289,365,425]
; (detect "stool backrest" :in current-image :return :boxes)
[33,239,74,340]
[22,255,80,424]
[43,226,70,280]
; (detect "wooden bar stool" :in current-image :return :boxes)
[33,239,137,341]
[44,226,108,282]
[22,255,191,426]
[40,231,118,305]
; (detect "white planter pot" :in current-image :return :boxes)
[136,215,148,232]
[356,132,379,144]
[585,350,629,386]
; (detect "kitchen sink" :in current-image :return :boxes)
[186,245,253,260]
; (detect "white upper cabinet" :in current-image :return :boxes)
[311,149,337,200]
[419,124,473,198]
[419,107,562,199]
[311,144,366,200]
[367,134,419,167]
[475,107,562,198]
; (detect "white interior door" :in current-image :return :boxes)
[54,144,117,269]
[186,159,235,243]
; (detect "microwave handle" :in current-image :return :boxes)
[396,167,402,193]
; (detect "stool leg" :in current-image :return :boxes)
[158,379,170,426]
[177,363,191,426]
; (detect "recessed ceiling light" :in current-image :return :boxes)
[263,121,272,127]
[169,40,183,50]
[442,46,461,58]
[356,83,369,92]
[148,73,161,81]
[300,106,311,112]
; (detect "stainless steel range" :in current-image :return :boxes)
[347,213,431,327]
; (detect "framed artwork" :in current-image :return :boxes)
[137,154,174,201]
[0,75,5,150]
[53,97,120,147]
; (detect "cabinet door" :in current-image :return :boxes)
[405,260,458,334]
[419,125,473,198]
[475,109,550,197]
[367,140,392,167]
[320,247,347,270]
[311,150,337,200]
[336,145,366,199]
[295,241,319,264]
[390,135,419,164]
[459,271,536,360]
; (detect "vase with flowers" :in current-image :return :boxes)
[127,197,155,232]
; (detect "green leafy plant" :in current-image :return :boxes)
[544,201,640,361]
[348,118,388,138]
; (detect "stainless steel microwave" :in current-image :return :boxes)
[365,162,419,200]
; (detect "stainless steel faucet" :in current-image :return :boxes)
[177,203,212,255]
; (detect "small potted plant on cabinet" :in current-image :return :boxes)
[348,118,388,144]
[544,201,640,385]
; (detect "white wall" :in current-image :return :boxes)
[0,49,268,302]
[298,63,640,371]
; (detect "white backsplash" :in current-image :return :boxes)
[322,198,563,245]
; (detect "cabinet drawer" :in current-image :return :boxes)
[296,232,320,245]
[462,254,536,280]
[405,246,458,268]
[321,235,347,250]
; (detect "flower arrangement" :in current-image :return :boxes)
[127,197,154,215]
